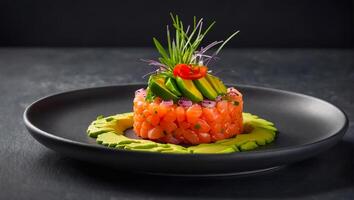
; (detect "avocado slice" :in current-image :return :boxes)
[239,141,258,151]
[150,77,179,101]
[189,143,238,154]
[165,77,182,96]
[215,77,228,94]
[193,77,218,100]
[206,74,223,94]
[176,77,203,102]
[206,74,227,95]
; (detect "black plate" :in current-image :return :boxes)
[23,84,348,176]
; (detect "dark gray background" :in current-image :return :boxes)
[0,48,353,199]
[1,1,354,199]
[0,0,353,47]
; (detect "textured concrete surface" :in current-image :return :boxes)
[0,48,353,199]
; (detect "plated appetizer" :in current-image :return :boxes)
[87,14,277,153]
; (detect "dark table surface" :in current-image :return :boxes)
[0,48,353,200]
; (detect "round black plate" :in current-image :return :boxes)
[23,84,348,176]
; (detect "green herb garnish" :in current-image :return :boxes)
[142,13,239,77]
[194,123,201,130]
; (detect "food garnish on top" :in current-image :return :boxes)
[142,13,239,103]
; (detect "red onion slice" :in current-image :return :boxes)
[161,100,174,106]
[215,95,222,101]
[201,100,216,108]
[227,87,241,96]
[135,88,146,97]
[178,98,193,107]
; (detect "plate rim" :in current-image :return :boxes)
[23,83,349,158]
